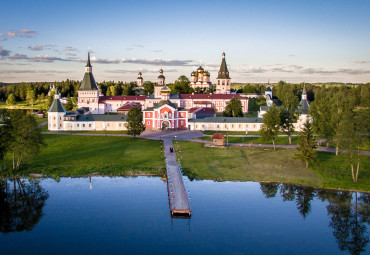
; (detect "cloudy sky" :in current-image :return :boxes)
[0,0,369,83]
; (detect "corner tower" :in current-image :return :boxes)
[48,88,67,131]
[77,51,100,113]
[216,52,231,94]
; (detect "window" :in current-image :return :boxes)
[147,121,150,125]
[89,124,91,128]
[181,121,184,125]
[53,117,56,120]
[217,125,220,128]
[77,124,79,127]
[54,124,56,127]
[83,124,85,128]
[119,123,121,127]
[232,124,234,128]
[253,124,256,128]
[218,80,220,85]
[239,124,241,128]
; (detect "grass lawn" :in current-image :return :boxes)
[175,141,370,191]
[202,135,298,145]
[0,100,48,110]
[2,134,165,178]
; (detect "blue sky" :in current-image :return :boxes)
[0,0,369,83]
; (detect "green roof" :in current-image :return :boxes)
[79,72,98,91]
[217,53,230,79]
[76,114,127,122]
[48,99,66,113]
[190,117,262,123]
[302,86,307,95]
[299,99,310,114]
[86,52,92,67]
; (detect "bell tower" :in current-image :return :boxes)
[216,52,231,94]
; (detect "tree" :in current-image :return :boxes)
[260,105,280,150]
[277,84,299,144]
[26,88,36,107]
[6,94,16,106]
[8,111,45,170]
[337,108,369,183]
[125,107,145,138]
[280,109,298,145]
[143,81,154,95]
[310,86,336,147]
[46,91,55,110]
[295,120,317,168]
[64,95,74,111]
[170,75,192,94]
[0,110,11,171]
[223,98,243,117]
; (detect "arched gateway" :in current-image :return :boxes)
[162,121,170,130]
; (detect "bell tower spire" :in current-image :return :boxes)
[86,48,92,73]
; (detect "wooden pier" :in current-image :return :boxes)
[163,139,191,218]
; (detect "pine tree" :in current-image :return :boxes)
[295,120,317,168]
[6,93,16,106]
[125,107,145,138]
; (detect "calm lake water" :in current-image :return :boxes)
[0,177,369,255]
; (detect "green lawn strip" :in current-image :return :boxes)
[202,135,298,145]
[175,141,370,191]
[310,152,370,191]
[2,134,165,178]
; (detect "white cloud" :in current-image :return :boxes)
[6,32,16,37]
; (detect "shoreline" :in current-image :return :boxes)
[2,173,369,194]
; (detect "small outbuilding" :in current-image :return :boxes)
[210,133,225,146]
[37,111,45,118]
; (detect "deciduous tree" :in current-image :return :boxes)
[223,98,243,117]
[260,105,280,150]
[125,107,145,138]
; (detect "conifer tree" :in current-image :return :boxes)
[6,93,16,106]
[295,120,317,168]
[126,107,145,138]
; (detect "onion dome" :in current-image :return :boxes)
[191,71,196,76]
[197,65,204,73]
[204,71,210,76]
[158,69,165,79]
[137,72,143,79]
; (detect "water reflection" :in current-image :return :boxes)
[260,183,369,254]
[0,178,49,233]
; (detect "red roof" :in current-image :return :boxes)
[179,94,243,100]
[188,107,200,113]
[194,107,215,115]
[99,95,147,103]
[211,133,225,140]
[117,102,142,111]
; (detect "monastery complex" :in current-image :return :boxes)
[48,52,309,132]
